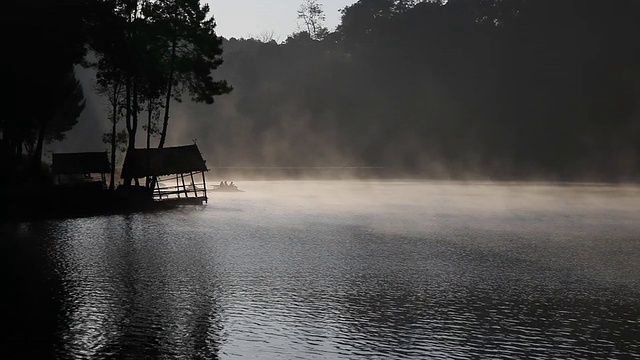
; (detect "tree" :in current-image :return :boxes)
[2,0,87,182]
[252,30,279,44]
[337,0,396,45]
[89,0,152,186]
[88,0,231,187]
[29,68,86,170]
[101,128,128,188]
[95,65,126,190]
[297,0,329,40]
[187,0,638,180]
[87,0,132,189]
[144,0,232,150]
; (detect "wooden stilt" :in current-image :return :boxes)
[201,171,207,203]
[190,172,197,198]
[181,173,189,198]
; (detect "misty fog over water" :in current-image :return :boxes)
[3,181,639,358]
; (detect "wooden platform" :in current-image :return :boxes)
[156,196,207,206]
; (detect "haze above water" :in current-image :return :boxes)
[3,181,639,358]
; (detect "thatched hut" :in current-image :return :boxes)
[121,144,208,204]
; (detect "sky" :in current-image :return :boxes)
[206,0,356,41]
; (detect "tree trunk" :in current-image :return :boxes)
[129,79,138,150]
[32,121,47,172]
[158,38,177,150]
[147,98,152,150]
[151,38,177,192]
[123,1,138,187]
[132,78,140,187]
[146,98,152,187]
[16,135,23,158]
[110,101,117,191]
[124,74,132,186]
[7,129,20,160]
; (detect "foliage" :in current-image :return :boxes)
[297,0,329,40]
[102,129,129,154]
[46,71,87,143]
[87,0,231,186]
[184,0,640,181]
[1,0,87,176]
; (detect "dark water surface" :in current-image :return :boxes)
[2,181,639,359]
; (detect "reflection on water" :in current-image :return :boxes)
[49,215,223,359]
[1,181,639,358]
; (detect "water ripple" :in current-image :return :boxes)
[2,181,639,359]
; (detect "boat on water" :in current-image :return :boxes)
[211,182,243,192]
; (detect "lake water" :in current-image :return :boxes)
[2,181,639,359]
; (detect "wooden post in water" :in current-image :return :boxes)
[176,175,180,198]
[190,172,197,198]
[181,173,189,198]
[201,171,207,203]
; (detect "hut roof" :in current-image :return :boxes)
[121,144,208,179]
[52,152,111,175]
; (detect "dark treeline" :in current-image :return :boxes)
[2,0,639,182]
[1,0,230,187]
[1,0,88,184]
[87,0,230,188]
[187,0,639,181]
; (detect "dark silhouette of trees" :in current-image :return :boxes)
[181,0,639,181]
[3,0,638,183]
[87,0,231,187]
[29,69,86,169]
[87,0,132,188]
[143,0,232,150]
[1,0,87,184]
[297,0,329,40]
[95,66,125,190]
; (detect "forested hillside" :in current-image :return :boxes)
[7,0,638,182]
[180,0,640,180]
